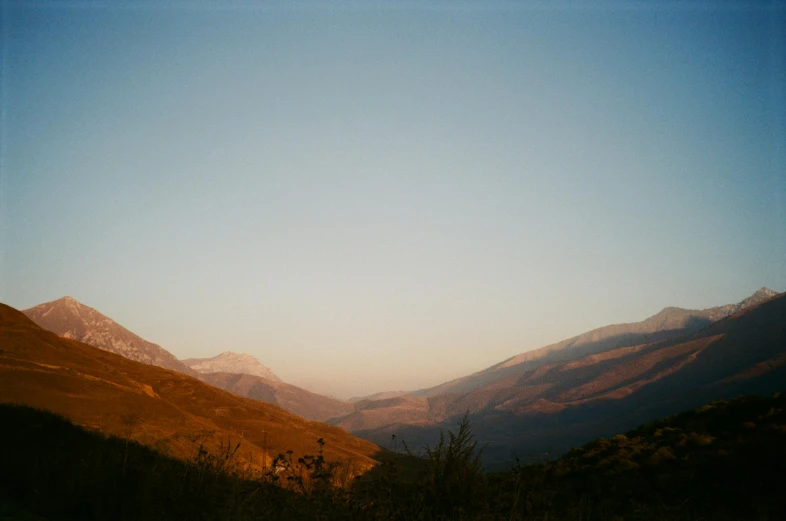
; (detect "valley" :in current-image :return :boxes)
[12,288,785,471]
[5,4,783,518]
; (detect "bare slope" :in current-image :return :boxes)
[0,303,382,472]
[23,296,197,376]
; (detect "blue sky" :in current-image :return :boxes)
[2,1,784,398]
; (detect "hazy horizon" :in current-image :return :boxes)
[2,1,784,398]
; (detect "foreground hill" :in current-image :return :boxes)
[200,372,355,422]
[23,296,197,376]
[0,404,315,521]
[485,392,786,520]
[0,303,381,472]
[183,351,281,381]
[332,289,786,467]
[2,392,783,520]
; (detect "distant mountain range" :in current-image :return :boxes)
[21,296,352,423]
[412,287,779,398]
[327,288,785,468]
[17,288,784,469]
[183,351,280,381]
[0,303,381,470]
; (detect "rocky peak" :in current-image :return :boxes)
[23,297,195,376]
[182,351,280,382]
[737,287,779,311]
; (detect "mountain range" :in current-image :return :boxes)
[15,288,785,469]
[22,296,355,423]
[0,303,381,471]
[413,287,779,398]
[327,288,785,467]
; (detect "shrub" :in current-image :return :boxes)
[412,412,487,519]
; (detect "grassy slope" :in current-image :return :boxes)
[0,404,321,521]
[0,303,381,472]
[1,393,784,520]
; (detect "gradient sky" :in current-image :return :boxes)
[1,1,784,398]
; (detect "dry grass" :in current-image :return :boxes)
[0,303,383,475]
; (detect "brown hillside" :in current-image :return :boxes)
[0,303,382,472]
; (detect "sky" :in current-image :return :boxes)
[1,0,784,398]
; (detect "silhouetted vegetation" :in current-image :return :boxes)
[410,413,487,519]
[2,393,785,520]
[0,404,312,520]
[486,392,786,520]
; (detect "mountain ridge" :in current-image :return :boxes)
[411,287,781,398]
[1,301,382,471]
[330,288,785,468]
[20,296,360,426]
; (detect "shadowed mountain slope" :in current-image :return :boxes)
[183,351,281,382]
[23,296,197,376]
[0,302,381,472]
[332,290,785,468]
[200,372,355,422]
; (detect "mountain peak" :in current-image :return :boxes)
[737,287,779,311]
[54,296,81,308]
[649,287,780,323]
[652,306,687,317]
[751,287,777,299]
[23,298,195,376]
[183,351,280,382]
